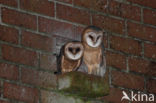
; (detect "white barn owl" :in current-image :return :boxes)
[80,26,106,77]
[56,41,84,74]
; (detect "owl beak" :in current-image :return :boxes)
[73,50,76,55]
[93,40,97,44]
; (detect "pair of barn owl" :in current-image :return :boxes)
[56,26,106,77]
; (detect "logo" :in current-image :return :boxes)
[121,91,155,102]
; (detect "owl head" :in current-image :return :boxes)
[82,26,103,48]
[64,42,84,60]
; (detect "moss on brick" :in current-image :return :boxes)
[57,71,109,98]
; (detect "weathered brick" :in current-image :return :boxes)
[20,0,54,17]
[21,31,53,52]
[144,9,156,26]
[129,57,149,74]
[102,87,129,103]
[0,62,19,80]
[55,35,72,47]
[0,80,2,97]
[74,0,107,12]
[128,22,156,43]
[2,45,38,67]
[111,70,144,90]
[92,14,124,34]
[57,0,72,4]
[147,79,156,94]
[56,4,90,25]
[127,0,156,9]
[129,57,156,77]
[0,25,18,44]
[38,17,78,40]
[144,43,156,59]
[40,53,57,71]
[74,0,141,21]
[107,0,141,21]
[106,51,126,70]
[0,0,17,7]
[2,8,37,30]
[0,100,10,103]
[146,62,156,77]
[21,68,57,88]
[4,82,39,103]
[110,36,142,55]
[54,36,73,54]
[75,26,85,41]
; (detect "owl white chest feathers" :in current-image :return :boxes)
[81,26,106,77]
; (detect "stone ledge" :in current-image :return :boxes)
[41,90,109,103]
[57,71,109,98]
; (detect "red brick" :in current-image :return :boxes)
[0,100,10,103]
[143,9,156,26]
[75,26,85,41]
[147,79,156,94]
[74,0,141,21]
[57,0,72,4]
[128,22,156,43]
[0,62,19,80]
[102,87,129,103]
[2,8,37,30]
[0,25,18,44]
[2,45,38,67]
[20,0,54,17]
[92,14,124,34]
[147,62,156,77]
[127,0,156,9]
[4,82,39,103]
[0,0,17,7]
[103,34,108,48]
[112,70,144,90]
[129,57,156,77]
[106,51,126,70]
[21,68,57,88]
[74,0,107,12]
[107,1,141,21]
[56,4,90,25]
[21,31,53,52]
[38,17,77,39]
[40,54,57,71]
[110,36,142,55]
[144,43,156,59]
[0,81,2,97]
[128,57,156,76]
[129,57,149,74]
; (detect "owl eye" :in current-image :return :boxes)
[68,47,73,52]
[97,36,101,40]
[76,48,80,52]
[89,35,94,40]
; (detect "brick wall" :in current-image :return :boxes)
[0,0,156,103]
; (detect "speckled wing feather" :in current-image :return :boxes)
[77,58,88,73]
[100,36,107,76]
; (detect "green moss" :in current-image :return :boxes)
[57,71,109,98]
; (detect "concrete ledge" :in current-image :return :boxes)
[41,90,109,103]
[57,71,109,98]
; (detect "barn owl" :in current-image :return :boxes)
[81,26,106,77]
[56,42,84,74]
